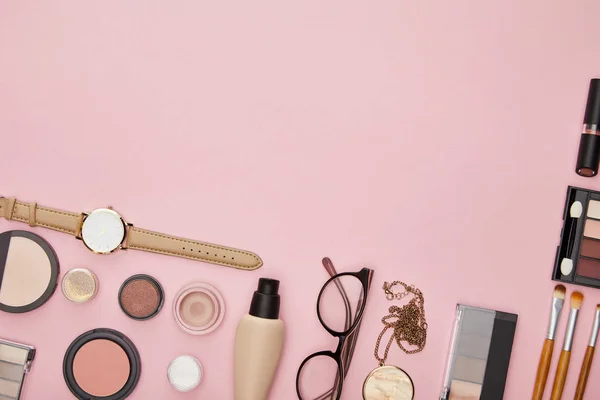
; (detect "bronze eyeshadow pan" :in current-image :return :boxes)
[118,275,164,321]
[580,238,600,260]
[576,258,600,280]
[553,186,600,289]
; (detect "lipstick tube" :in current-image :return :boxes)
[576,79,600,177]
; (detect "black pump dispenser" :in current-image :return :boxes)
[249,278,280,319]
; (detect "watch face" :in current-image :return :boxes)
[81,209,126,254]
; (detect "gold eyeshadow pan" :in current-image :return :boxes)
[553,186,600,288]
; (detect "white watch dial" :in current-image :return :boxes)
[81,208,126,254]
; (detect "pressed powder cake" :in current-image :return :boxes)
[0,231,59,313]
[118,275,164,320]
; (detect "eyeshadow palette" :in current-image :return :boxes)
[0,338,35,400]
[553,186,600,288]
[439,305,518,400]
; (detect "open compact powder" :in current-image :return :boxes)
[173,282,225,335]
[0,230,59,313]
[63,328,141,400]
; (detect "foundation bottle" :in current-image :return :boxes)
[234,278,284,400]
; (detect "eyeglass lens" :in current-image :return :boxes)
[317,274,366,333]
[297,354,342,400]
[298,274,366,399]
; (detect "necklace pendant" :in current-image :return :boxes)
[362,365,414,400]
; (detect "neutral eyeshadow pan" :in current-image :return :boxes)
[0,345,28,366]
[587,200,600,219]
[448,379,481,400]
[460,309,495,336]
[453,356,487,384]
[457,333,491,360]
[584,219,600,239]
[0,378,19,398]
[0,361,25,382]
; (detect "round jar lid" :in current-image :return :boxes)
[167,355,203,392]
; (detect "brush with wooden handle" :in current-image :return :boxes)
[574,304,600,400]
[550,291,584,400]
[532,285,566,400]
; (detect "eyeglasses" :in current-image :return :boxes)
[296,258,373,400]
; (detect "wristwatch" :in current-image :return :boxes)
[0,197,262,270]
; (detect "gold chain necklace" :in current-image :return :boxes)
[374,281,428,364]
[362,281,428,400]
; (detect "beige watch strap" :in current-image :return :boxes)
[0,197,82,235]
[126,226,263,270]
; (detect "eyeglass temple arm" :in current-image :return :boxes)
[322,257,352,331]
[341,271,373,376]
[316,259,372,399]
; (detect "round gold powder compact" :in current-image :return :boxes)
[62,268,98,303]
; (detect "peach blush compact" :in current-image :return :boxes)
[0,230,59,313]
[63,328,141,400]
[173,282,225,335]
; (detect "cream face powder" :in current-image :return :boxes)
[0,230,59,313]
[173,283,225,335]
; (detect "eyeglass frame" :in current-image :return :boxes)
[296,265,373,400]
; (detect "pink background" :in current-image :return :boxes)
[2,1,600,399]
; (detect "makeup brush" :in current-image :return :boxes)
[574,304,600,400]
[560,201,583,276]
[550,291,584,400]
[532,285,566,400]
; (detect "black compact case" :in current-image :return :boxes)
[553,186,600,288]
